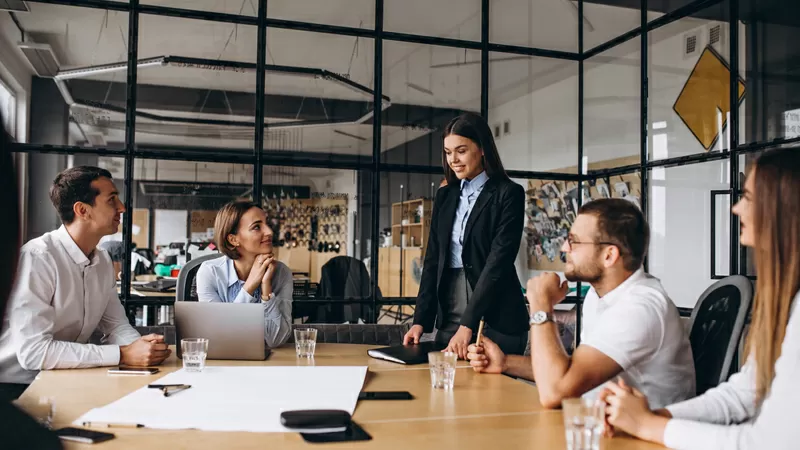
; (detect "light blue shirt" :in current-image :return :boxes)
[449,171,489,268]
[195,256,293,348]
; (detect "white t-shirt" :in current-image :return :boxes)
[580,268,696,409]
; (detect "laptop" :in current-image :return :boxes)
[174,302,271,361]
[367,341,444,365]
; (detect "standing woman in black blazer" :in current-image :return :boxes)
[402,113,529,358]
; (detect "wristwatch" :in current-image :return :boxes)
[261,292,276,303]
[529,311,554,326]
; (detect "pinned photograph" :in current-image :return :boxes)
[614,181,630,198]
[597,183,611,199]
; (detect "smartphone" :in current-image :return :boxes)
[358,391,414,401]
[107,366,159,375]
[56,427,115,444]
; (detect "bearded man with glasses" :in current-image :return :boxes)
[468,199,696,410]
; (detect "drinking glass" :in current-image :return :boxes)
[181,338,209,372]
[562,397,604,450]
[294,328,318,358]
[428,351,457,389]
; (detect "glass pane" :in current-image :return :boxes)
[489,0,577,52]
[648,1,733,160]
[584,1,647,50]
[584,37,641,169]
[136,14,257,152]
[382,41,481,166]
[263,29,375,163]
[268,0,374,29]
[648,159,731,309]
[488,53,578,173]
[738,1,800,145]
[384,0,480,41]
[19,154,125,243]
[11,4,128,148]
[143,0,257,16]
[378,171,441,301]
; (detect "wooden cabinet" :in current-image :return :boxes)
[378,198,432,298]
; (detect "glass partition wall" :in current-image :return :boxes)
[7,0,795,329]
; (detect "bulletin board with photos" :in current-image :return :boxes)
[526,168,641,271]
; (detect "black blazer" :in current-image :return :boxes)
[413,176,529,335]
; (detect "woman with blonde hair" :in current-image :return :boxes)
[602,147,800,449]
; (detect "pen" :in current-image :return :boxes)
[475,319,485,346]
[148,384,188,389]
[163,385,191,397]
[83,422,144,429]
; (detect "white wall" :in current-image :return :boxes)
[489,19,740,307]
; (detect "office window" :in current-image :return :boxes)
[648,0,734,159]
[648,160,731,308]
[381,41,481,166]
[17,4,128,148]
[143,0,256,16]
[268,0,374,29]
[136,14,257,153]
[384,0,481,41]
[584,36,641,169]
[488,53,578,173]
[0,77,14,136]
[489,0,577,52]
[262,29,375,163]
[583,1,646,50]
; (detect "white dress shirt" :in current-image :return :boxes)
[580,268,696,409]
[662,291,800,450]
[0,226,140,385]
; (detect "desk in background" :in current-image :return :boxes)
[18,344,661,450]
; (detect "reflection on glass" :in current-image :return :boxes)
[648,1,734,159]
[263,29,375,162]
[16,4,128,148]
[584,37,641,168]
[488,53,578,173]
[648,160,730,308]
[490,0,577,52]
[384,0,480,41]
[382,42,480,166]
[268,0,374,29]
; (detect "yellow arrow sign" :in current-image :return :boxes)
[673,46,746,150]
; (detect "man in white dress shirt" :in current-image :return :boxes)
[0,166,170,398]
[467,199,695,410]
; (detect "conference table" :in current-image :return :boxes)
[18,344,663,449]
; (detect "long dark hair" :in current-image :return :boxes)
[0,119,20,322]
[442,112,509,186]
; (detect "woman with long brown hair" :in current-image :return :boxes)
[602,147,800,449]
[402,112,529,357]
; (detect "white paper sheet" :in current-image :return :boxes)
[75,366,368,433]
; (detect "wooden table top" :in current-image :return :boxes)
[18,344,663,449]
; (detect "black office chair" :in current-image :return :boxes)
[176,253,223,302]
[288,324,410,346]
[688,275,753,394]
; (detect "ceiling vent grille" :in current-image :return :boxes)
[18,43,60,77]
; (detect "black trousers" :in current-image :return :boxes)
[0,383,29,402]
[435,268,527,356]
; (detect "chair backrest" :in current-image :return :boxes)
[688,275,753,394]
[288,324,410,346]
[176,253,223,302]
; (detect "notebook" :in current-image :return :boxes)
[367,342,445,365]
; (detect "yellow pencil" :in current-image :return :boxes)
[475,319,485,346]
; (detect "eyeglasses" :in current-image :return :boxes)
[566,236,616,251]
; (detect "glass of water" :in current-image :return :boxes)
[562,397,604,450]
[294,328,317,358]
[181,338,209,372]
[428,351,457,390]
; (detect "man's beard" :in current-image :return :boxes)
[564,258,603,283]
